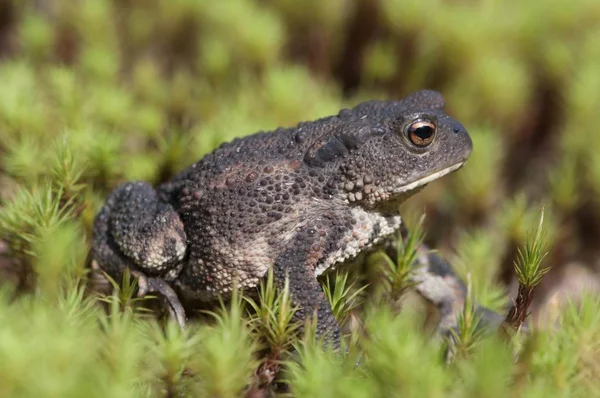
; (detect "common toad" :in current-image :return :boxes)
[92,90,473,347]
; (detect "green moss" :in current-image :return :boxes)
[0,0,599,395]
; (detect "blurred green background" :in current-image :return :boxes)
[0,0,600,396]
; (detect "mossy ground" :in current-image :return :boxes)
[1,1,600,397]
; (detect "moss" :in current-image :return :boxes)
[0,0,599,396]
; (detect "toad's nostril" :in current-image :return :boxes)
[453,127,460,134]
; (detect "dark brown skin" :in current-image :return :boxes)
[93,90,473,348]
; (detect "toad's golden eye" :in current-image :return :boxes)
[407,120,436,147]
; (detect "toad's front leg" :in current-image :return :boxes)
[382,226,505,335]
[93,181,188,328]
[272,226,341,350]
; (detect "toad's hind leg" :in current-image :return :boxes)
[92,181,188,328]
[101,182,187,279]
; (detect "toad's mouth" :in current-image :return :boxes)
[396,161,466,194]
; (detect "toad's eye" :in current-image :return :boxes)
[407,120,436,147]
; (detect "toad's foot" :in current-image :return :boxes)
[134,271,187,329]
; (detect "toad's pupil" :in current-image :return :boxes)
[414,125,434,139]
[408,121,436,146]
